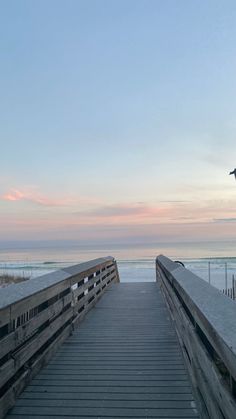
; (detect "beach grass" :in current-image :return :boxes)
[0,273,30,287]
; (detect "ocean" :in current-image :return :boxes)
[1,240,236,291]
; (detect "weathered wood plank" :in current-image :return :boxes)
[43,364,185,371]
[6,416,198,419]
[0,293,72,360]
[46,360,184,366]
[7,271,71,318]
[15,398,197,409]
[6,415,199,419]
[7,405,199,417]
[0,359,15,390]
[23,384,194,394]
[29,379,191,387]
[36,372,188,380]
[61,257,115,277]
[20,391,195,400]
[71,266,116,299]
[0,307,10,328]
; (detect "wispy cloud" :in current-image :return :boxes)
[1,192,236,242]
[0,186,102,209]
[73,200,236,225]
[74,203,169,222]
[159,200,191,203]
[213,218,236,223]
[92,205,145,217]
[84,204,160,218]
[1,188,71,207]
[3,190,25,202]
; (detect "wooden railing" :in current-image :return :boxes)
[0,256,119,418]
[156,255,236,419]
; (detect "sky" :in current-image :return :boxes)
[1,0,236,244]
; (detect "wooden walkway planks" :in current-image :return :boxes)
[6,283,199,418]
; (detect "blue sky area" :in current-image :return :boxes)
[1,0,236,243]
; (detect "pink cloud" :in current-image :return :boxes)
[73,203,173,226]
[1,187,103,208]
[3,190,25,201]
[72,199,236,227]
[1,189,68,206]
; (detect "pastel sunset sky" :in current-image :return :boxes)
[1,0,236,244]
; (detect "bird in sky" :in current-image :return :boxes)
[229,168,236,178]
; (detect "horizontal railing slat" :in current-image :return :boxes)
[0,270,71,314]
[0,293,73,361]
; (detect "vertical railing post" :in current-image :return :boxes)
[225,262,228,292]
[208,261,211,284]
[233,274,235,300]
[114,260,120,283]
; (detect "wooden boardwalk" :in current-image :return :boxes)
[6,283,199,418]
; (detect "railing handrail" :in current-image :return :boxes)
[156,254,236,379]
[156,254,236,419]
[0,256,114,312]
